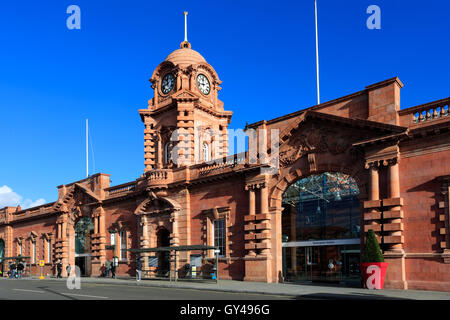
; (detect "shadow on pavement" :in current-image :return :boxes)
[37,286,78,300]
[293,292,411,300]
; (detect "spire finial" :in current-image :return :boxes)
[183,11,188,42]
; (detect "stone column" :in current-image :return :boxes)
[388,159,403,252]
[259,183,271,257]
[94,216,99,234]
[58,223,62,239]
[140,214,150,274]
[247,188,256,256]
[369,164,381,236]
[260,183,269,214]
[157,131,163,169]
[370,165,380,201]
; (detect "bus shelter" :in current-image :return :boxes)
[0,256,32,278]
[128,245,219,283]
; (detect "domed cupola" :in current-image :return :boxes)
[165,41,207,67]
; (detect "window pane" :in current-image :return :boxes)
[47,240,51,263]
[214,219,226,257]
[120,231,127,260]
[32,242,36,263]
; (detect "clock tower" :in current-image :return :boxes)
[139,38,233,172]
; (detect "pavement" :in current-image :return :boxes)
[4,275,449,300]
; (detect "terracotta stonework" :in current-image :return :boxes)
[1,41,449,291]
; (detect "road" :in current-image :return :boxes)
[0,279,293,300]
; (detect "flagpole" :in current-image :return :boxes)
[184,12,188,42]
[86,119,89,178]
[315,0,320,105]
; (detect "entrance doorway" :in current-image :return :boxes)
[283,241,361,283]
[156,228,170,276]
[281,172,361,285]
[75,217,94,276]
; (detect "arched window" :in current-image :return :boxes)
[164,143,171,164]
[202,142,209,162]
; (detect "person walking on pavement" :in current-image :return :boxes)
[56,261,62,278]
[66,264,72,277]
[10,262,16,279]
[17,262,24,279]
[136,257,142,282]
[111,257,117,279]
[105,259,111,277]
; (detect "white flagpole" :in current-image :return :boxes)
[86,119,89,178]
[315,0,320,105]
[184,12,188,42]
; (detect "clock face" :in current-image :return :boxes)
[161,73,175,94]
[196,74,211,95]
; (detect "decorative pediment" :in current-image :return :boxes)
[29,231,38,240]
[171,89,200,102]
[53,183,100,214]
[277,111,406,167]
[134,196,180,215]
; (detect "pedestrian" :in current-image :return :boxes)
[57,261,62,278]
[136,257,142,282]
[66,264,72,277]
[105,259,111,277]
[10,262,16,279]
[17,262,24,279]
[111,258,117,279]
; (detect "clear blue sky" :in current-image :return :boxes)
[0,0,449,207]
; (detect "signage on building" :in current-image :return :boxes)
[282,238,360,248]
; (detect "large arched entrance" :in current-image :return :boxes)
[75,217,94,276]
[281,172,361,284]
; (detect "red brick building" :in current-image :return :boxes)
[1,39,449,291]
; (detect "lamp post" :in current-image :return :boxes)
[213,249,220,283]
[282,235,289,280]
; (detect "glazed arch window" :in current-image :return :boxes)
[202,142,210,162]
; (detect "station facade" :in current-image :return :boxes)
[1,39,449,291]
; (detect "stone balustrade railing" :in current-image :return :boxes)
[399,98,449,126]
[147,169,169,180]
[106,183,136,196]
[198,152,247,175]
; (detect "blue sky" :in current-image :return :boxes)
[0,0,449,207]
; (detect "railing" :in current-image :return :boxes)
[147,170,169,181]
[106,183,136,196]
[400,98,449,126]
[198,153,247,175]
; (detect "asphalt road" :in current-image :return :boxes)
[0,279,293,300]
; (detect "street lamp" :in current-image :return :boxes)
[213,249,220,283]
